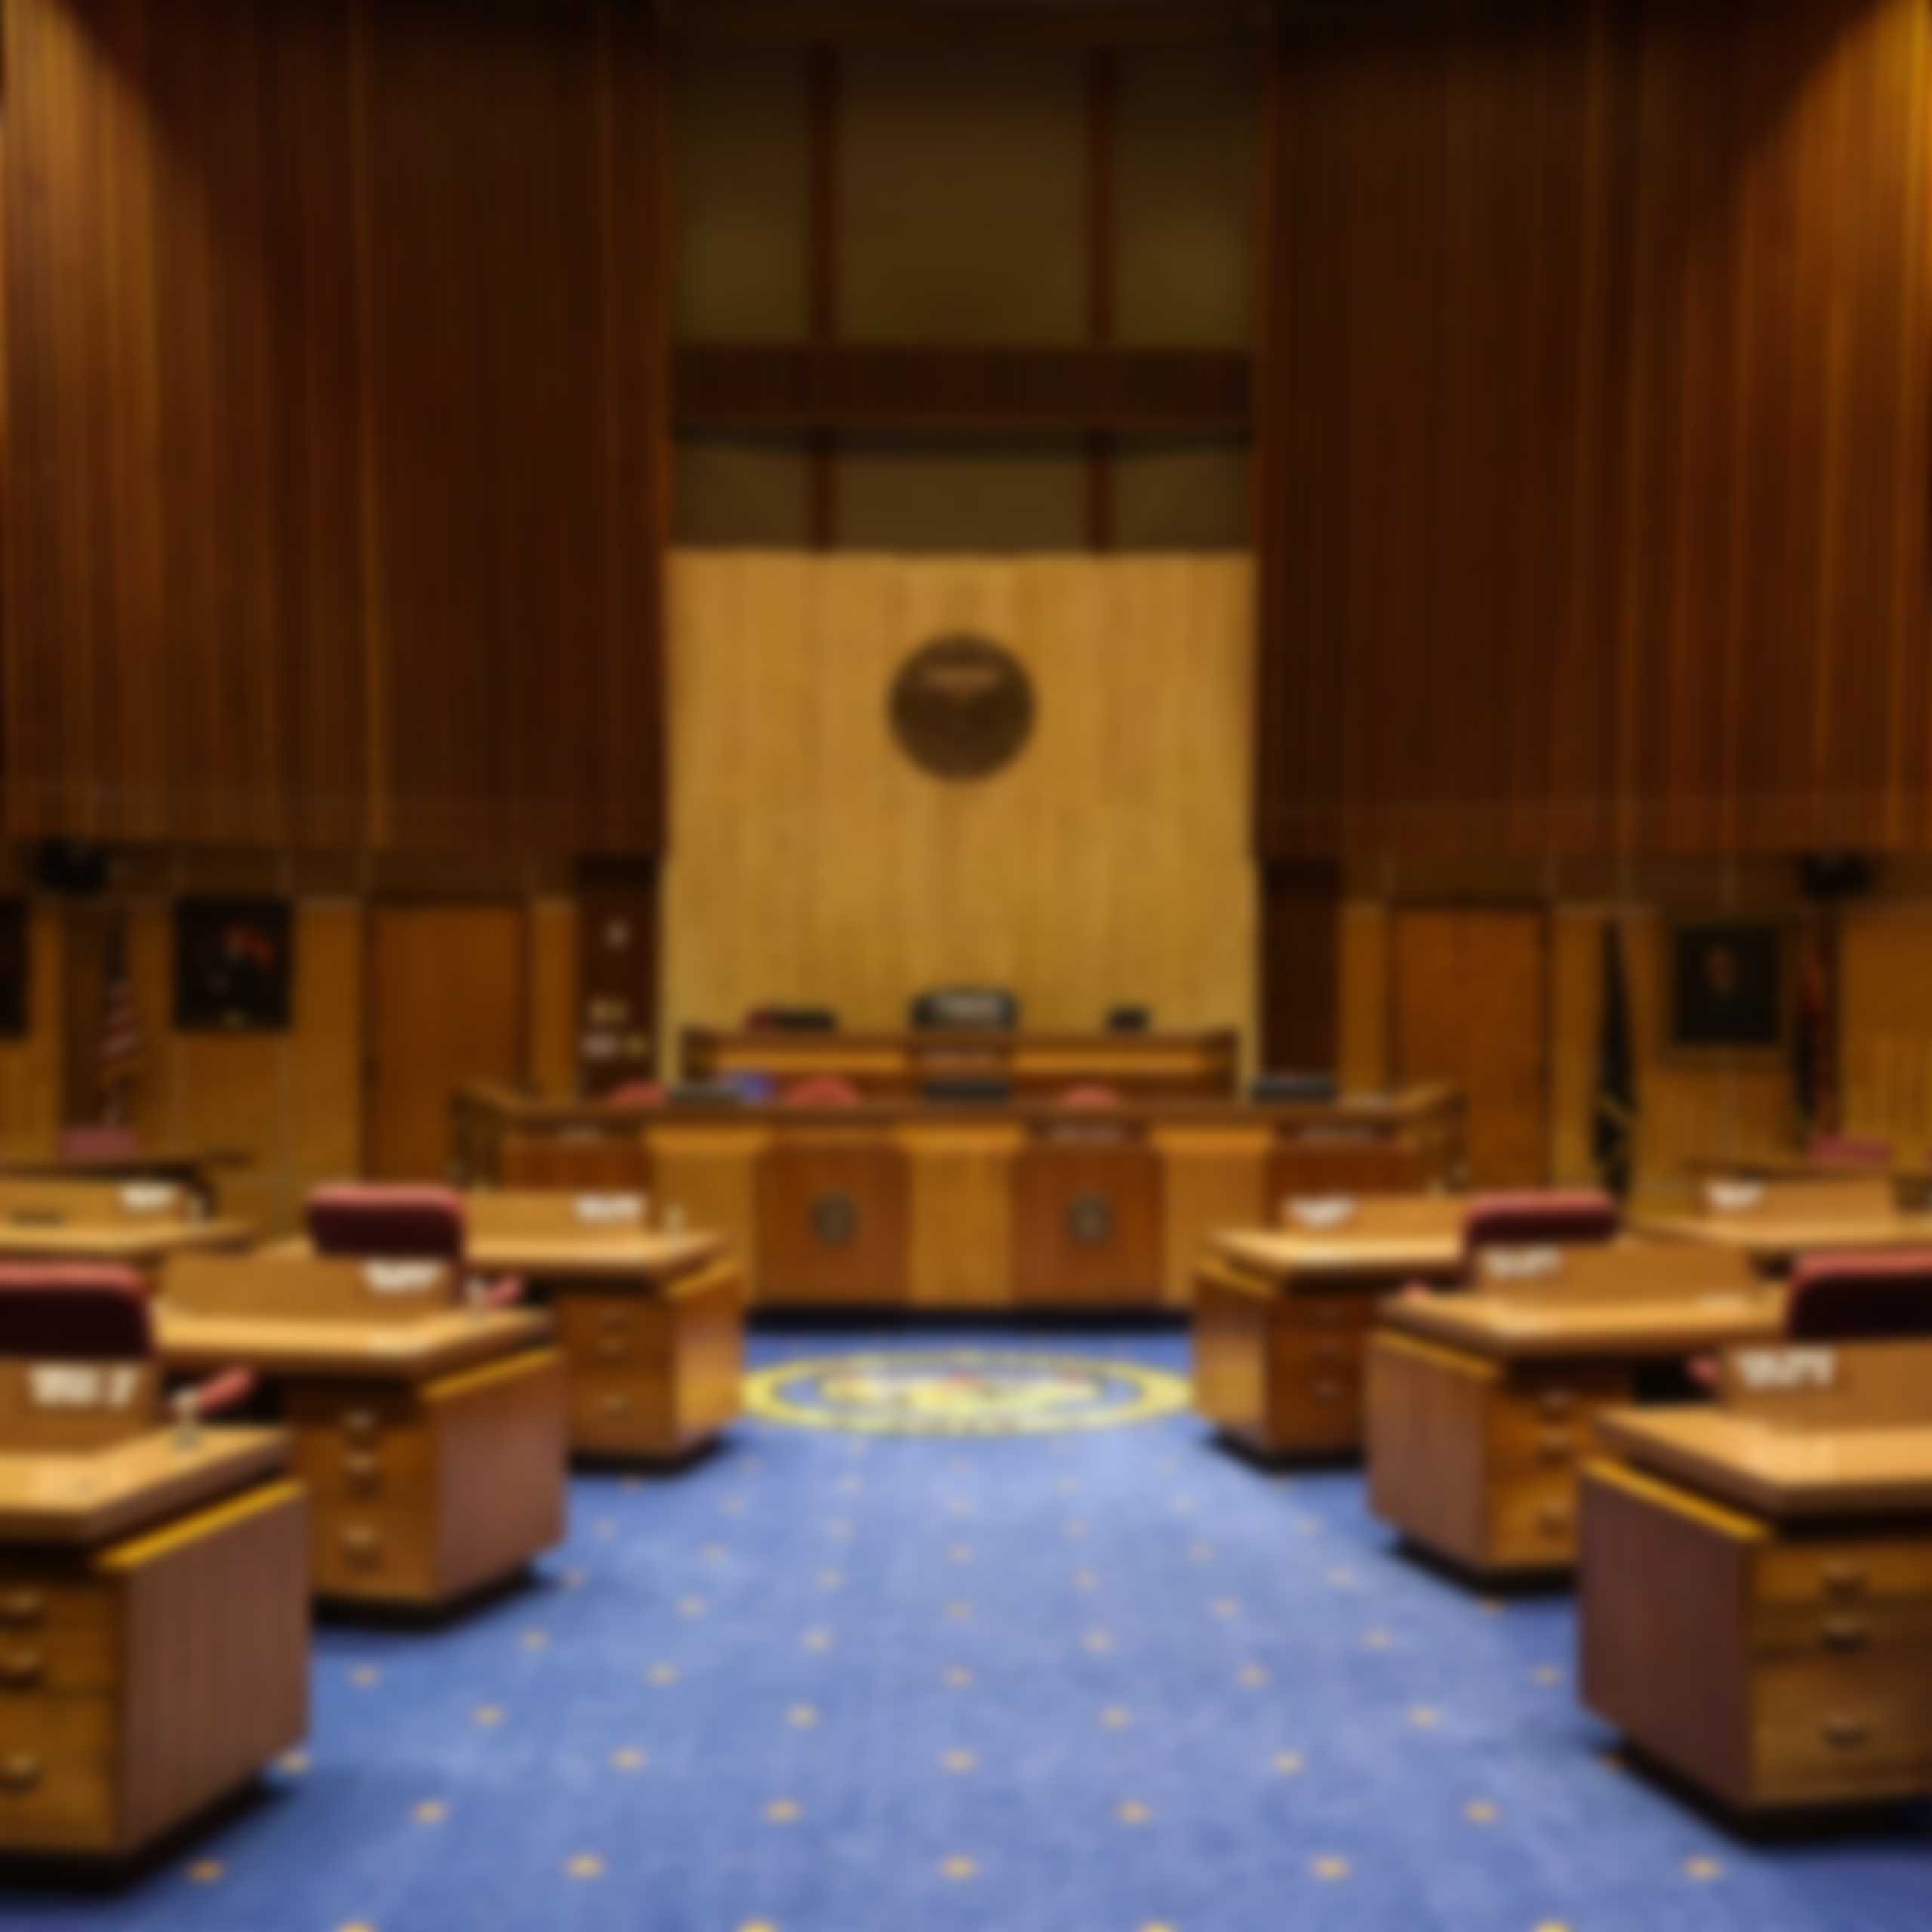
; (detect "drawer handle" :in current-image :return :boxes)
[0,1592,45,1629]
[0,1755,42,1794]
[340,1409,380,1441]
[601,1394,633,1417]
[0,1650,45,1690]
[1821,1562,1868,1598]
[1537,1432,1574,1466]
[1822,1713,1871,1750]
[1312,1340,1349,1365]
[1537,1390,1575,1420]
[342,1451,383,1492]
[593,1340,631,1366]
[1536,1503,1572,1534]
[1820,1617,1870,1654]
[1310,1303,1347,1327]
[598,1308,631,1335]
[341,1526,384,1566]
[1312,1379,1346,1404]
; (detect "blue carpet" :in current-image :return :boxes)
[3,1327,1927,1931]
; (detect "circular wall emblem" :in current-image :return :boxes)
[1067,1193,1115,1247]
[745,1349,1188,1436]
[810,1192,859,1247]
[889,635,1035,780]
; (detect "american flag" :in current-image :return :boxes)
[97,912,143,1123]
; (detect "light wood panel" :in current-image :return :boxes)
[1255,0,1932,861]
[2,0,669,854]
[1391,909,1547,1188]
[366,905,526,1181]
[1838,906,1932,1157]
[663,551,1254,1045]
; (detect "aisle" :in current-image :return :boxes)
[3,1329,1926,1932]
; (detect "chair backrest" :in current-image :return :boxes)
[306,1183,466,1260]
[57,1125,140,1161]
[1057,1084,1124,1110]
[1462,1189,1619,1260]
[0,1264,152,1359]
[604,1080,667,1109]
[1787,1251,1932,1340]
[1807,1133,1894,1171]
[780,1075,864,1109]
[909,986,1020,1031]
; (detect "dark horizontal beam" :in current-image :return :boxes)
[660,2,1273,48]
[673,343,1253,435]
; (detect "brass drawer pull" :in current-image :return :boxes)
[0,1651,45,1690]
[342,1451,383,1492]
[0,1755,42,1794]
[593,1340,631,1367]
[1820,1561,1868,1598]
[598,1308,631,1335]
[340,1409,380,1441]
[1537,1432,1574,1465]
[1820,1617,1870,1654]
[1535,1503,1572,1534]
[1821,1713,1871,1750]
[601,1394,633,1417]
[0,1592,45,1629]
[341,1526,384,1567]
[1537,1390,1575,1421]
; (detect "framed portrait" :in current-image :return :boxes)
[1666,919,1787,1054]
[0,902,25,1038]
[174,899,293,1032]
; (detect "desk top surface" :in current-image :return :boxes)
[466,1228,725,1282]
[1635,1211,1932,1255]
[0,1426,288,1544]
[1595,1406,1932,1520]
[155,1306,553,1380]
[0,1219,254,1262]
[1384,1284,1786,1361]
[1214,1201,1468,1284]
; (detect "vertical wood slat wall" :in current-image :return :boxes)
[1254,0,1932,863]
[2,0,671,855]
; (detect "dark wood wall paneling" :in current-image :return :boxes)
[1254,0,1932,864]
[2,0,671,855]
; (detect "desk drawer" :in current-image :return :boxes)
[1277,1294,1378,1334]
[1489,1467,1580,1566]
[1491,1368,1629,1473]
[0,1577,115,1694]
[1752,1655,1932,1793]
[1749,1599,1932,1663]
[0,1729,116,1852]
[288,1393,434,1504]
[1755,1540,1932,1609]
[309,1500,437,1603]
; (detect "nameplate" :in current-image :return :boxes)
[1731,1346,1838,1394]
[1287,1196,1358,1232]
[362,1262,444,1297]
[1705,1178,1767,1215]
[118,1182,179,1216]
[29,1363,143,1411]
[1297,1126,1374,1146]
[574,1192,645,1226]
[1479,1245,1564,1284]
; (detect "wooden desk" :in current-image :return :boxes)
[0,1146,249,1213]
[682,1025,1242,1100]
[158,1254,566,1610]
[1638,1174,1932,1267]
[0,1389,305,1857]
[0,1178,254,1275]
[451,1084,1466,1311]
[1583,1341,1932,1814]
[1368,1244,1783,1579]
[1192,1198,1467,1457]
[466,1193,742,1460]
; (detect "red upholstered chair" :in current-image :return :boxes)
[605,1080,667,1109]
[1461,1189,1618,1261]
[0,1264,152,1358]
[780,1075,863,1109]
[0,1264,257,1421]
[1807,1133,1894,1170]
[306,1183,467,1260]
[1057,1084,1124,1110]
[57,1124,140,1161]
[1786,1251,1932,1340]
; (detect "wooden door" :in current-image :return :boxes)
[1392,908,1547,1187]
[368,904,526,1180]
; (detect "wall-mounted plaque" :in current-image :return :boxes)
[811,1192,860,1247]
[0,902,25,1038]
[889,635,1035,780]
[174,899,292,1032]
[1068,1193,1116,1248]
